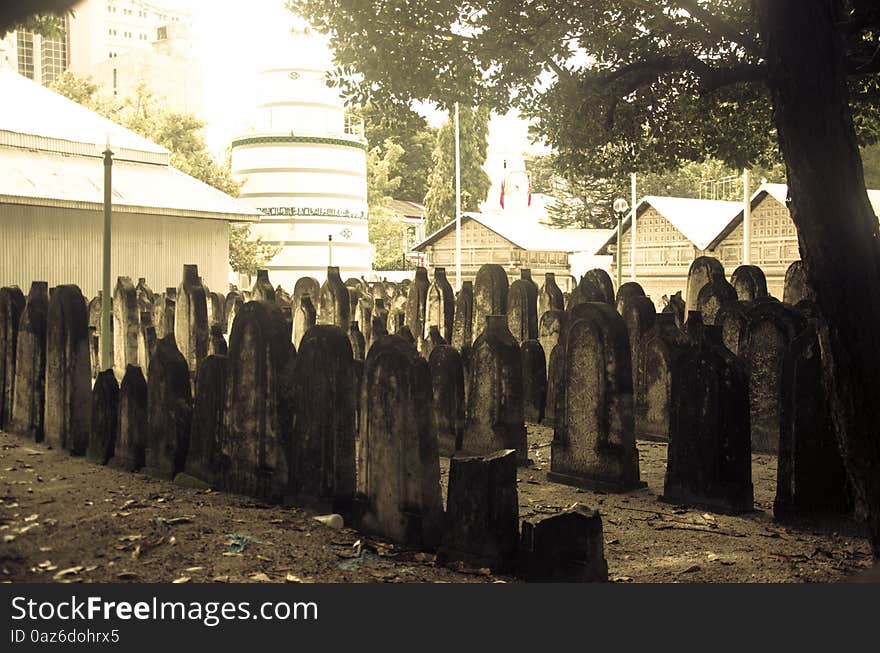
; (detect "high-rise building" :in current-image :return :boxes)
[0,17,70,87]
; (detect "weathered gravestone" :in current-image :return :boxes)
[222,301,295,501]
[451,281,474,351]
[731,265,768,302]
[108,364,148,471]
[135,278,155,316]
[549,302,643,492]
[428,344,465,456]
[473,264,509,340]
[538,309,564,378]
[224,290,244,336]
[685,256,726,316]
[0,286,25,430]
[251,269,276,302]
[463,315,528,464]
[569,269,614,309]
[783,260,813,305]
[521,340,547,424]
[208,291,226,334]
[663,291,686,329]
[518,504,608,582]
[774,320,850,522]
[11,282,49,441]
[86,370,118,464]
[44,285,91,454]
[113,277,139,376]
[145,335,192,479]
[318,266,350,331]
[663,315,753,513]
[440,449,519,572]
[275,286,291,310]
[357,335,443,548]
[696,277,737,325]
[422,325,446,361]
[87,292,114,374]
[348,321,366,361]
[622,295,656,392]
[615,281,646,316]
[293,296,317,350]
[405,267,430,352]
[538,272,565,318]
[137,311,157,376]
[181,354,227,488]
[208,324,227,357]
[174,265,209,374]
[291,325,356,513]
[635,313,689,441]
[543,343,561,428]
[387,292,407,336]
[152,290,174,340]
[427,267,455,344]
[507,277,538,343]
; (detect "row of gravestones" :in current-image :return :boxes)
[0,273,608,582]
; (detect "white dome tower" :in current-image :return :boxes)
[231,24,371,287]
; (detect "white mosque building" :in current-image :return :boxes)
[230,25,371,287]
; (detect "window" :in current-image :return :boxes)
[41,32,68,84]
[16,31,34,80]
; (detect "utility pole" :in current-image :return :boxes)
[454,102,462,290]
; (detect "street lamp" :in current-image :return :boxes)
[613,197,629,291]
[101,133,114,371]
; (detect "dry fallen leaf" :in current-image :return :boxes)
[250,572,271,582]
[172,577,190,584]
[53,566,84,581]
[285,574,303,583]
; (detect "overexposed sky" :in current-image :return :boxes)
[185,0,542,180]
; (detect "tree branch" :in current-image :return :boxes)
[674,0,761,55]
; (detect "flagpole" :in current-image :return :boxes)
[630,172,637,281]
[742,168,751,265]
[454,102,462,290]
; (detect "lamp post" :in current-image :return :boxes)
[454,102,462,290]
[328,234,333,267]
[101,135,114,371]
[613,198,629,291]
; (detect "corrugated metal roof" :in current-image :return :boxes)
[386,199,425,219]
[761,182,880,216]
[0,147,262,221]
[0,68,169,164]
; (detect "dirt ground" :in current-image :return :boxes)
[0,424,873,583]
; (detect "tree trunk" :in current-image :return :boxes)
[757,0,880,558]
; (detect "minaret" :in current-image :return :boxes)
[230,24,371,287]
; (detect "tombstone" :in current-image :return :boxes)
[783,260,813,305]
[348,320,366,361]
[685,256,726,315]
[635,314,689,441]
[292,295,317,350]
[291,325,356,513]
[318,266,351,331]
[152,291,175,340]
[507,278,538,344]
[371,298,389,338]
[543,343,562,428]
[291,276,320,335]
[549,303,643,492]
[615,281,646,316]
[207,291,226,333]
[538,272,565,319]
[208,323,228,356]
[224,290,244,336]
[696,277,737,325]
[86,370,119,464]
[222,301,295,501]
[44,285,92,455]
[422,325,446,361]
[581,269,615,304]
[357,335,443,547]
[0,286,25,430]
[174,265,209,374]
[730,265,768,302]
[774,322,850,522]
[137,311,157,376]
[87,292,114,373]
[451,281,474,351]
[10,282,49,441]
[404,267,430,351]
[463,315,528,464]
[108,364,147,471]
[110,277,139,377]
[182,354,228,488]
[145,335,192,479]
[428,344,465,456]
[538,309,564,378]
[518,504,608,582]
[356,296,374,352]
[715,300,752,355]
[622,295,656,392]
[737,301,805,454]
[250,269,276,302]
[521,340,547,424]
[135,278,155,315]
[440,449,519,572]
[663,315,753,513]
[426,267,455,344]
[473,264,509,340]
[387,292,407,335]
[663,291,685,328]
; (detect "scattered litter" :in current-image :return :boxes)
[250,572,271,582]
[313,514,344,529]
[224,533,261,553]
[53,566,84,581]
[285,574,303,583]
[172,576,190,584]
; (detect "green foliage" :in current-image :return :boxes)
[862,143,880,189]
[369,204,411,270]
[228,223,280,277]
[423,105,491,234]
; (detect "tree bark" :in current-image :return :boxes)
[757,0,880,558]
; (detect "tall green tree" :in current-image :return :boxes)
[0,2,75,37]
[293,0,880,558]
[423,105,491,234]
[366,138,411,269]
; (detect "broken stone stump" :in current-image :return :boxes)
[518,504,608,582]
[174,264,209,374]
[11,282,49,441]
[463,315,528,464]
[521,339,546,424]
[440,449,519,572]
[108,364,148,471]
[145,335,192,479]
[222,301,294,501]
[44,284,92,454]
[663,315,753,513]
[182,354,227,488]
[291,325,356,513]
[0,286,25,430]
[357,335,443,548]
[87,369,119,464]
[473,264,509,341]
[549,303,644,492]
[428,344,465,456]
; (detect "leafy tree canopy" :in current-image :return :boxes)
[0,1,75,37]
